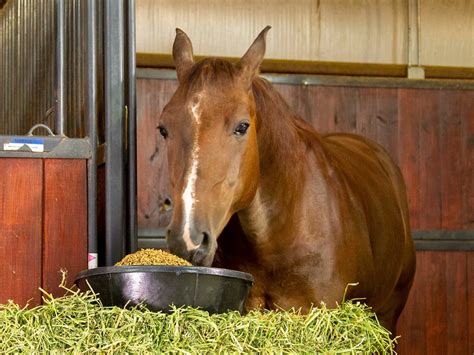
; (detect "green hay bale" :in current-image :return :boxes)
[0,284,397,353]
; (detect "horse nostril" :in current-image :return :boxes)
[200,232,210,248]
[166,229,171,238]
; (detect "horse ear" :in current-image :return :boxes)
[237,26,271,87]
[173,28,195,83]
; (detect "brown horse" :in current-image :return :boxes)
[158,27,416,334]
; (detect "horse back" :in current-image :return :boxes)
[321,132,415,303]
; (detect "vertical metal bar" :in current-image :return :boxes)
[55,0,65,135]
[126,0,137,253]
[104,0,125,265]
[86,0,98,269]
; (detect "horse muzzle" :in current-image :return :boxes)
[166,228,217,266]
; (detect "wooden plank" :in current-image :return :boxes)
[43,159,88,297]
[468,252,474,354]
[375,88,399,165]
[355,87,378,142]
[425,251,448,353]
[397,251,427,355]
[333,87,358,133]
[439,91,463,229]
[0,158,43,307]
[445,251,468,354]
[398,89,421,229]
[461,91,474,229]
[398,251,471,354]
[273,83,314,126]
[137,79,177,230]
[354,87,399,165]
[417,90,442,230]
[311,86,337,134]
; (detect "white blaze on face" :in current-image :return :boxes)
[181,95,202,251]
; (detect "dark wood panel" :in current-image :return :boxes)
[417,90,442,230]
[355,88,378,142]
[43,159,88,297]
[462,93,474,229]
[136,78,474,233]
[446,251,469,354]
[424,251,448,353]
[397,89,421,229]
[397,251,428,355]
[375,88,399,165]
[0,158,43,306]
[309,86,338,133]
[397,251,471,354]
[439,91,464,229]
[469,252,474,354]
[137,79,177,230]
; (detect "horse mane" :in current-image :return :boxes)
[251,77,325,175]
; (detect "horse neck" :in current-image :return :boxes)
[237,78,325,244]
[252,78,313,181]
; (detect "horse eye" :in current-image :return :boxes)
[234,122,250,136]
[158,125,168,139]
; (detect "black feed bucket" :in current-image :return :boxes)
[75,266,254,314]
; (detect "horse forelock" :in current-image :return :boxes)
[185,58,237,93]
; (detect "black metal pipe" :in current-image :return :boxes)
[104,0,126,265]
[55,0,65,136]
[86,0,98,269]
[126,0,137,254]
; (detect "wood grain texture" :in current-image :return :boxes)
[417,90,442,230]
[397,251,471,355]
[397,251,428,355]
[137,79,178,230]
[136,0,474,68]
[0,158,43,306]
[462,91,474,229]
[440,91,464,229]
[445,251,469,354]
[397,89,421,229]
[136,0,408,64]
[424,251,448,353]
[468,252,474,354]
[43,159,88,297]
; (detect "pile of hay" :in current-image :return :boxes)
[0,284,397,353]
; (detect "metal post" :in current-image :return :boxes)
[126,0,137,254]
[55,0,65,135]
[104,0,126,265]
[86,0,98,269]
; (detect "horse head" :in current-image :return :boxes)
[158,27,271,266]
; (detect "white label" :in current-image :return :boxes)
[88,253,98,269]
[4,142,44,152]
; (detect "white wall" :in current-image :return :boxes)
[136,0,473,68]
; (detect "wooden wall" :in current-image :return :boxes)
[136,75,474,353]
[0,158,88,306]
[137,78,474,232]
[397,251,474,354]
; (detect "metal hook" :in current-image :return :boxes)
[27,124,56,136]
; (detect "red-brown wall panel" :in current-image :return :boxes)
[0,158,43,306]
[397,251,471,354]
[136,79,474,232]
[43,159,88,297]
